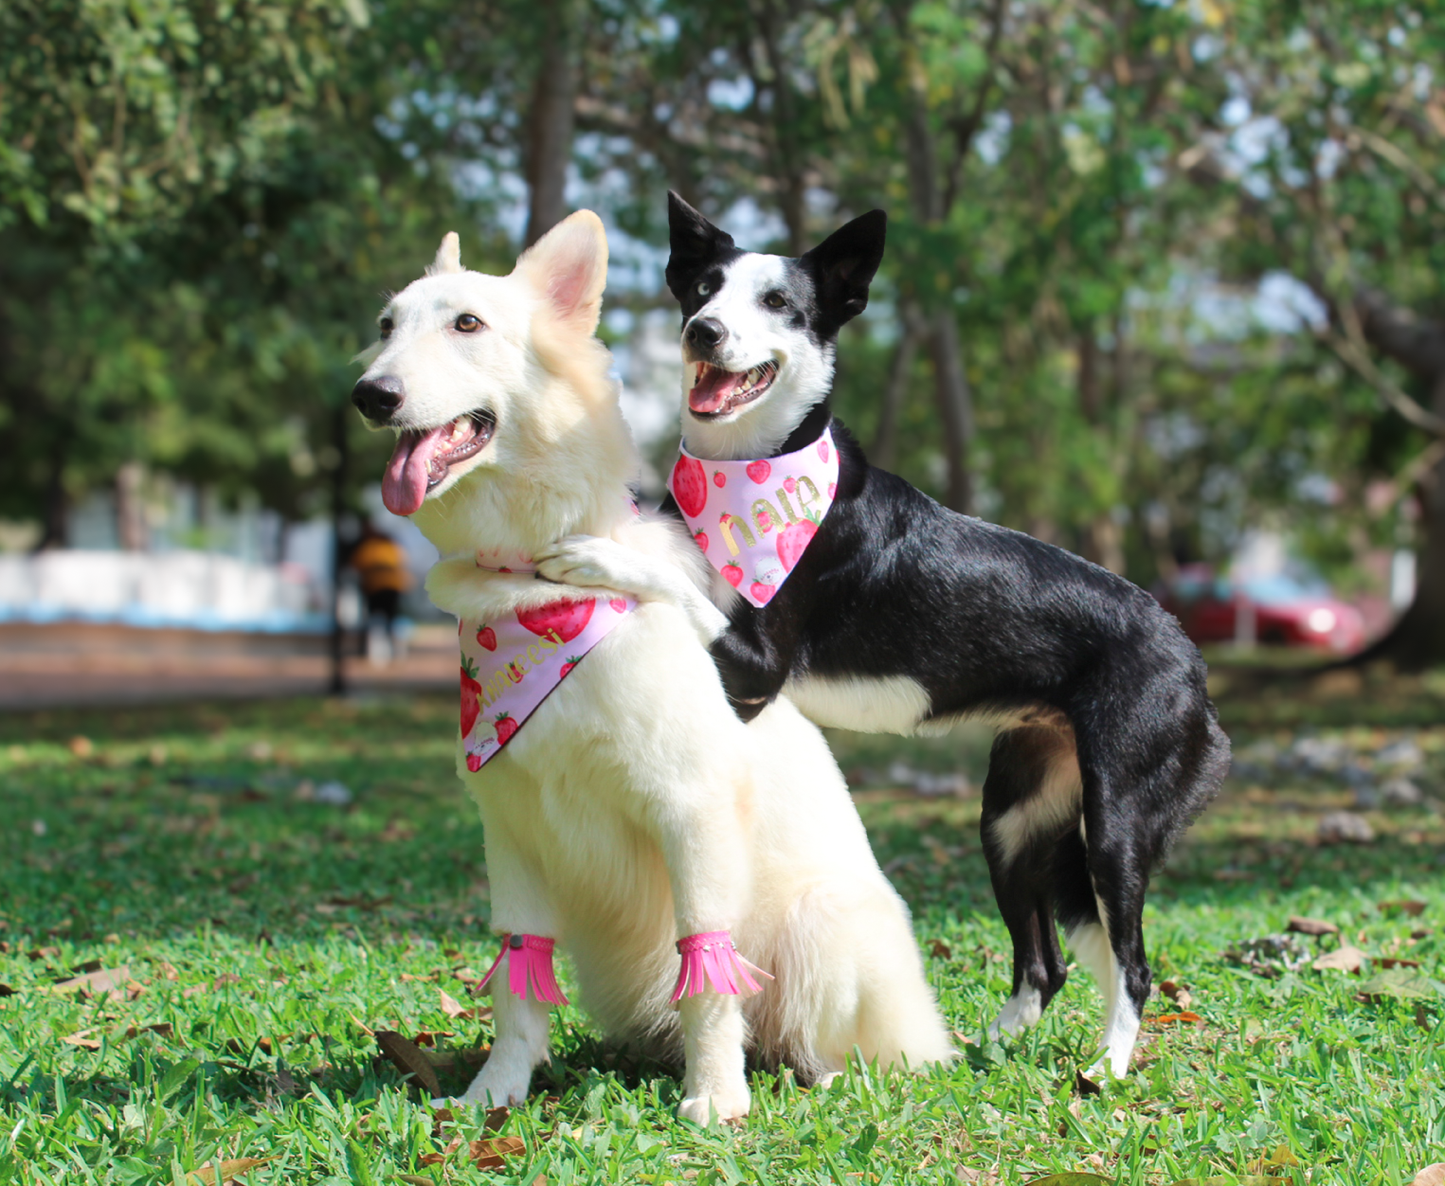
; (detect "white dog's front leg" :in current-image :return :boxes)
[676,993,750,1124]
[453,979,552,1107]
[647,781,759,1124]
[533,535,728,647]
[450,808,562,1108]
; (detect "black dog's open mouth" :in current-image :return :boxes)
[382,410,495,516]
[688,361,778,419]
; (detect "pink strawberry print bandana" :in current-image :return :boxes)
[459,590,636,772]
[668,427,839,607]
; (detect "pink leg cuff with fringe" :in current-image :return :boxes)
[477,933,569,1005]
[670,930,773,1002]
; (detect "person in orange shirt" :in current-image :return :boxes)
[349,521,412,664]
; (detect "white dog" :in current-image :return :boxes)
[350,213,952,1122]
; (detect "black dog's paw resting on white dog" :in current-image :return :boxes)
[543,194,1231,1078]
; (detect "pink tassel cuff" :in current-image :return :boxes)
[670,930,773,1002]
[476,933,569,1006]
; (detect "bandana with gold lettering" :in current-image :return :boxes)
[667,427,839,607]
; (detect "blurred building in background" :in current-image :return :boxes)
[0,481,440,634]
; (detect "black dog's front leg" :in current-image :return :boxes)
[708,613,794,722]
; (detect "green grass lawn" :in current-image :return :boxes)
[0,680,1442,1185]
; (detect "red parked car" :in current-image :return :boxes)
[1156,566,1366,654]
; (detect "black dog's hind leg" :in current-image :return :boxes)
[979,727,1081,1038]
[1066,694,1230,1077]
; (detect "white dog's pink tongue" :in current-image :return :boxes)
[382,425,451,516]
[689,366,746,415]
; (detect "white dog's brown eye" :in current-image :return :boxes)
[696,282,711,296]
[764,292,786,309]
[454,313,482,332]
[378,317,394,339]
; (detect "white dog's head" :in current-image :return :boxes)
[353,212,636,556]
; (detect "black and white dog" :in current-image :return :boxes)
[536,194,1230,1076]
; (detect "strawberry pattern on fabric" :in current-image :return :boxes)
[668,426,840,608]
[458,591,636,772]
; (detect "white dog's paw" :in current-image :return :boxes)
[534,535,656,597]
[678,1082,751,1126]
[455,1068,531,1108]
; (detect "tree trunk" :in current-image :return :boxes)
[1384,453,1445,666]
[748,0,808,254]
[871,304,923,472]
[1345,293,1445,668]
[928,308,973,514]
[1075,328,1125,573]
[523,0,577,248]
[115,461,147,551]
[1083,515,1127,576]
[35,434,69,551]
[329,401,351,696]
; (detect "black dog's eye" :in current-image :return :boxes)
[454,313,483,333]
[763,292,787,309]
[697,282,711,296]
[378,317,394,339]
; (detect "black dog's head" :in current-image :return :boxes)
[664,192,885,455]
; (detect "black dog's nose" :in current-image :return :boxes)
[351,375,406,420]
[684,317,727,351]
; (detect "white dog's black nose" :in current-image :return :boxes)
[352,376,406,421]
[685,317,727,350]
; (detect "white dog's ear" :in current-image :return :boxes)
[514,211,608,332]
[427,232,462,276]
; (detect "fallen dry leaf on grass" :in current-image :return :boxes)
[1021,1174,1111,1185]
[1249,1145,1299,1173]
[1151,1011,1203,1026]
[439,988,492,1021]
[1159,980,1193,1008]
[1355,968,1444,1003]
[1312,945,1365,973]
[375,1030,442,1099]
[1225,934,1311,978]
[470,1136,526,1169]
[61,1028,101,1049]
[1409,1164,1445,1186]
[1286,915,1339,936]
[1381,899,1427,917]
[185,1158,271,1185]
[53,964,130,997]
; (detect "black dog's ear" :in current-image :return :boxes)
[665,191,735,301]
[801,209,887,325]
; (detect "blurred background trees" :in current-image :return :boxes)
[4,0,1443,662]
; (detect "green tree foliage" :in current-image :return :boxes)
[6,0,1444,661]
[0,0,498,541]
